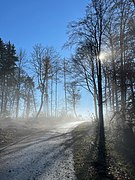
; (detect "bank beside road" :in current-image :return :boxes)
[72,122,135,180]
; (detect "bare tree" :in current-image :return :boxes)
[71,44,98,120]
[66,0,113,176]
[31,44,59,118]
[31,44,46,118]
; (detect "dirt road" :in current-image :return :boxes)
[0,121,83,180]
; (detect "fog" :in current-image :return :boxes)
[0,114,89,133]
[0,114,89,151]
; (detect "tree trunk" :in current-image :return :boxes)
[120,17,126,127]
[1,76,5,114]
[73,97,77,118]
[15,90,20,119]
[55,69,58,117]
[64,60,67,114]
[94,93,98,120]
[26,91,30,120]
[97,59,106,176]
[32,89,37,114]
[35,92,44,119]
[50,78,53,117]
[45,78,49,117]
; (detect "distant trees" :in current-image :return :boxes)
[67,81,81,117]
[0,38,36,119]
[0,38,18,116]
[31,44,60,118]
[0,38,82,119]
[15,49,27,119]
[22,76,35,120]
[70,45,98,120]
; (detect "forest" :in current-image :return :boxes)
[0,0,135,179]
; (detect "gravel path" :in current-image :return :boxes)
[0,121,82,180]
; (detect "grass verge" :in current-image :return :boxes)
[72,122,135,180]
[72,121,99,179]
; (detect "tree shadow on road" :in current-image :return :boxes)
[72,122,114,180]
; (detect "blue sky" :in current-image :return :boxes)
[0,0,89,57]
[0,0,94,116]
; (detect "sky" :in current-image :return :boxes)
[0,0,89,57]
[0,0,94,117]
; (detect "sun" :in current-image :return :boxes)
[99,51,110,63]
[99,52,106,61]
